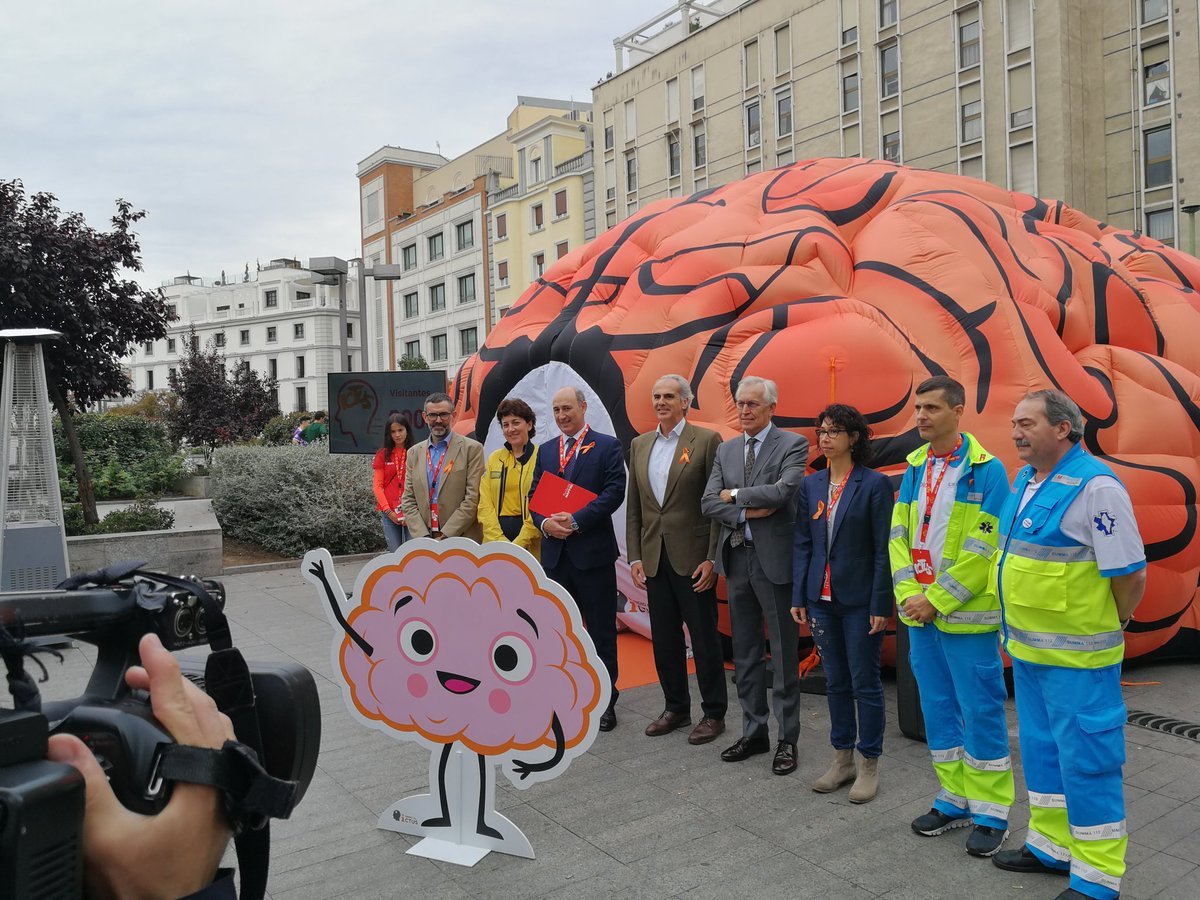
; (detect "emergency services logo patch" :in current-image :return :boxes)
[978,521,994,534]
[1094,511,1117,536]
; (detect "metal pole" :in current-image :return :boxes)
[1182,206,1200,257]
[356,261,369,371]
[338,274,348,371]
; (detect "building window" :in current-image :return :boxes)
[606,211,617,228]
[555,240,569,260]
[147,369,155,390]
[457,273,476,304]
[495,214,507,240]
[842,25,858,45]
[347,322,354,338]
[214,332,226,348]
[880,44,899,98]
[554,189,568,218]
[430,282,446,312]
[668,132,681,176]
[427,232,444,261]
[603,108,614,149]
[362,183,383,233]
[404,339,420,359]
[167,303,177,320]
[1010,141,1036,193]
[264,289,277,308]
[1143,43,1170,106]
[745,101,761,149]
[268,358,277,380]
[296,291,311,302]
[167,338,176,353]
[1142,0,1168,23]
[691,64,705,112]
[240,329,250,346]
[533,252,546,278]
[1006,0,1031,51]
[293,323,304,340]
[459,327,478,357]
[625,151,638,192]
[879,0,898,28]
[404,291,418,318]
[1145,126,1172,188]
[497,260,509,287]
[431,333,448,362]
[190,334,200,352]
[743,39,759,88]
[883,130,901,162]
[267,326,277,343]
[627,199,638,217]
[959,18,980,68]
[693,125,707,167]
[296,386,307,412]
[531,203,544,230]
[961,99,983,143]
[776,89,793,138]
[624,99,636,141]
[296,355,306,378]
[666,77,680,123]
[456,220,474,251]
[529,156,543,184]
[605,159,616,199]
[402,243,417,269]
[144,341,154,356]
[842,70,860,113]
[774,24,791,74]
[168,366,177,382]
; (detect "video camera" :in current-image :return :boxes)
[0,565,321,900]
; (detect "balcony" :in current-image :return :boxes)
[490,184,520,204]
[555,151,591,176]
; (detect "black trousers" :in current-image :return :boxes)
[545,556,619,710]
[645,542,728,720]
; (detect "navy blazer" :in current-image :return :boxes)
[529,428,626,571]
[791,465,894,617]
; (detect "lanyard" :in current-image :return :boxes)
[558,425,589,473]
[919,436,962,544]
[426,443,452,503]
[819,467,854,601]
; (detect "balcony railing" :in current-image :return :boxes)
[490,184,520,203]
[555,151,591,176]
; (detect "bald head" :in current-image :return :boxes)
[552,386,588,437]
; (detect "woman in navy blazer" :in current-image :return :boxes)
[790,404,894,804]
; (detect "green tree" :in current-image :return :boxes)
[398,353,429,370]
[0,180,173,524]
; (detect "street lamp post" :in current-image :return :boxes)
[309,256,350,369]
[356,262,404,370]
[1182,205,1200,257]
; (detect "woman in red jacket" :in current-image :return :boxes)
[373,413,415,551]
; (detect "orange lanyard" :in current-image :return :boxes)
[426,444,451,502]
[558,425,589,473]
[827,467,853,521]
[919,436,962,543]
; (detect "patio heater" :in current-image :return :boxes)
[0,328,69,590]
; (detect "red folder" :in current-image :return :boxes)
[529,471,597,517]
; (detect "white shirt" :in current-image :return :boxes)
[911,445,967,574]
[648,418,685,506]
[1017,474,1145,576]
[738,423,772,538]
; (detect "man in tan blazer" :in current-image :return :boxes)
[627,374,728,745]
[401,391,485,542]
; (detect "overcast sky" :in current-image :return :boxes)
[1,0,651,289]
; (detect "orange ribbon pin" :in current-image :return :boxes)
[679,447,691,465]
[812,500,825,519]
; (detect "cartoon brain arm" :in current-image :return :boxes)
[307,556,374,657]
[510,713,565,781]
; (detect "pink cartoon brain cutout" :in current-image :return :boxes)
[303,540,608,789]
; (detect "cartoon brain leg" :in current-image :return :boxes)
[302,540,610,865]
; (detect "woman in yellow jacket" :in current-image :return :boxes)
[478,397,541,560]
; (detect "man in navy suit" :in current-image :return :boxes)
[530,386,627,731]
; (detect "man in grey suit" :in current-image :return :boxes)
[701,376,808,775]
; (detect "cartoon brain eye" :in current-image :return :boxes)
[399,619,437,663]
[490,635,534,683]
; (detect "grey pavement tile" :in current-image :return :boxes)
[1127,756,1200,803]
[1128,799,1200,852]
[1128,791,1189,840]
[578,802,727,864]
[624,824,783,893]
[1122,846,1199,900]
[688,849,877,900]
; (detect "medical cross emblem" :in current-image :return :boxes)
[978,521,994,534]
[1094,511,1117,536]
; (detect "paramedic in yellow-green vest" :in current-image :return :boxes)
[889,376,1014,859]
[477,397,541,560]
[992,390,1145,900]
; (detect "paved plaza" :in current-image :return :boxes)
[45,558,1200,898]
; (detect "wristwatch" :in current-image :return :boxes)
[570,518,580,532]
[730,489,739,502]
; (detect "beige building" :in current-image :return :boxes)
[593,0,1200,250]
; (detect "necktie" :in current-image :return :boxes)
[730,436,757,548]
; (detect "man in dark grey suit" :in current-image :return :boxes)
[701,376,808,775]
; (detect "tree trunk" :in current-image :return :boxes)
[49,383,99,525]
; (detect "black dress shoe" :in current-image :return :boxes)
[772,740,798,775]
[720,734,770,762]
[598,707,617,732]
[992,846,1069,876]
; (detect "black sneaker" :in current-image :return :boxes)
[992,846,1069,876]
[911,808,973,836]
[965,825,1009,857]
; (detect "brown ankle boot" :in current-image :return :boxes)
[810,748,856,793]
[848,754,879,803]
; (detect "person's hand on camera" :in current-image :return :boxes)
[47,633,235,900]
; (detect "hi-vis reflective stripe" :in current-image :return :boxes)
[890,524,908,541]
[930,746,965,763]
[964,753,1012,773]
[1028,791,1068,809]
[998,536,1097,563]
[893,565,915,586]
[1070,819,1128,841]
[936,787,969,809]
[1027,830,1071,863]
[1071,859,1122,892]
[939,609,1002,625]
[1007,626,1124,652]
[968,799,1011,820]
[935,570,973,603]
[962,536,994,558]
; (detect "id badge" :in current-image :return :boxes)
[911,548,936,586]
[819,565,833,603]
[430,502,440,533]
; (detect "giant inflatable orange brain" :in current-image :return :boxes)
[453,157,1200,663]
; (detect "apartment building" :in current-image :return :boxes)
[593,0,1200,249]
[126,259,361,413]
[357,97,594,377]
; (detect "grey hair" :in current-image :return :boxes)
[556,386,587,405]
[736,376,778,405]
[1027,389,1084,444]
[655,373,693,404]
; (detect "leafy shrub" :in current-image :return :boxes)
[54,413,184,500]
[64,499,176,536]
[211,444,385,557]
[102,390,179,421]
[261,412,311,446]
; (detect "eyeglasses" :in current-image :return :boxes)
[425,412,452,420]
[815,428,847,438]
[734,400,764,410]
